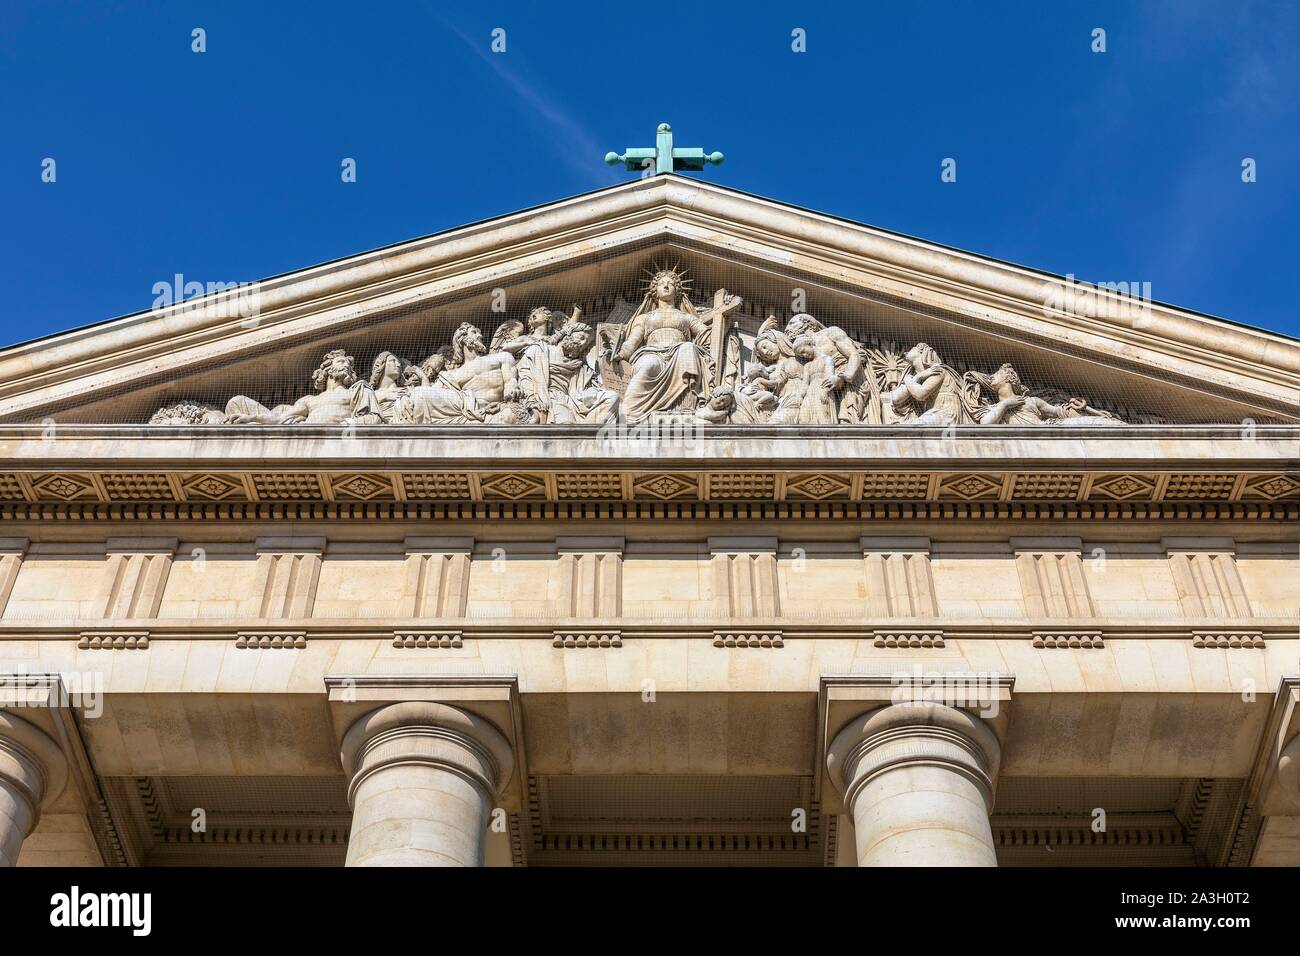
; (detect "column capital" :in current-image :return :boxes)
[338,700,517,867]
[325,675,525,811]
[340,701,515,806]
[822,696,1006,866]
[826,700,1002,812]
[0,712,69,832]
[818,675,1013,812]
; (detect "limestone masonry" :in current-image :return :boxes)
[0,176,1295,866]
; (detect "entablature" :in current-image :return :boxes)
[0,425,1295,509]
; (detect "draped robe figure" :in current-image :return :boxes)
[607,269,740,423]
[749,327,814,425]
[368,350,412,423]
[884,343,976,426]
[732,334,786,424]
[396,322,531,424]
[517,322,620,424]
[781,313,874,424]
[790,337,844,425]
[970,363,1120,426]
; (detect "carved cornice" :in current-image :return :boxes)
[0,467,1294,510]
[100,776,350,866]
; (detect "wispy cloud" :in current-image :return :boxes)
[425,7,615,187]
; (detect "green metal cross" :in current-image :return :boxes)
[604,123,724,175]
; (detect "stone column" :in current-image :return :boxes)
[339,702,514,867]
[0,711,68,867]
[826,701,1001,867]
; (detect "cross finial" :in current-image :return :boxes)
[604,123,724,176]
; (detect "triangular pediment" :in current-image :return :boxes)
[1,175,1296,426]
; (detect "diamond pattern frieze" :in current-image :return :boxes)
[31,473,100,501]
[938,474,1001,501]
[480,473,547,500]
[633,473,698,500]
[182,473,247,501]
[1089,474,1157,501]
[100,473,176,501]
[1240,474,1299,501]
[785,474,852,501]
[330,473,395,501]
[0,475,27,501]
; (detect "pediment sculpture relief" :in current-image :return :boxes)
[149,263,1124,427]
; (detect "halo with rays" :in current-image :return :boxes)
[640,259,693,295]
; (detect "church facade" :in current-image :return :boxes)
[0,174,1296,866]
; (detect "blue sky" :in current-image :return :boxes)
[2,0,1296,345]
